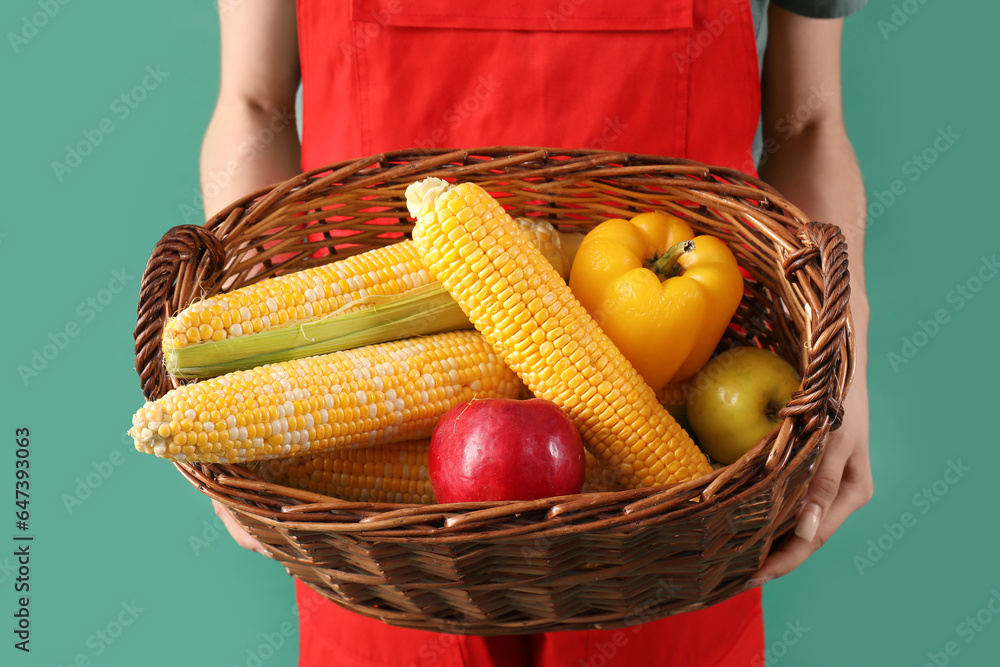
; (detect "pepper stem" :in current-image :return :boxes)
[650,240,696,280]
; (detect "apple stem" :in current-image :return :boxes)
[650,240,695,280]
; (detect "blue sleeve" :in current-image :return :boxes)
[772,0,867,18]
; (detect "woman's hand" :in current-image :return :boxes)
[212,499,271,557]
[750,374,873,586]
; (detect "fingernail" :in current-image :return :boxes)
[795,502,822,542]
[256,549,272,559]
[745,576,771,589]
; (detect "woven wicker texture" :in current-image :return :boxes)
[133,147,854,635]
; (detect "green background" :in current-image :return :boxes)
[1,1,996,665]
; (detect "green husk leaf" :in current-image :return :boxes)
[164,282,472,378]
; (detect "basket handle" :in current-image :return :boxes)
[133,225,226,400]
[769,221,854,470]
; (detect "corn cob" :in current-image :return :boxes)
[407,179,712,488]
[256,440,434,504]
[581,450,623,493]
[130,330,523,464]
[655,382,688,406]
[163,241,432,351]
[513,217,584,281]
[164,220,576,379]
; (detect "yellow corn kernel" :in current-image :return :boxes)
[656,382,688,406]
[257,440,434,504]
[581,450,624,493]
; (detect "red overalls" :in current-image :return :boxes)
[294,1,764,664]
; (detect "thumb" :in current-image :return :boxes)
[795,447,848,543]
[212,499,269,556]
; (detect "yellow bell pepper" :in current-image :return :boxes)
[568,212,743,390]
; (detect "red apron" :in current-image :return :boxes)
[294,1,764,664]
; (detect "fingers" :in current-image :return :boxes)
[750,432,873,584]
[750,536,812,586]
[799,426,873,539]
[754,466,869,582]
[794,443,851,543]
[212,499,270,556]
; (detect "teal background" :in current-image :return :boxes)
[1,1,996,665]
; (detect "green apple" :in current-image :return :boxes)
[686,347,801,465]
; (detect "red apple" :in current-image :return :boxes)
[429,398,586,503]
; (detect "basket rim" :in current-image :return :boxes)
[179,434,808,541]
[136,147,853,515]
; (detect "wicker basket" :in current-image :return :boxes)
[133,147,854,635]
